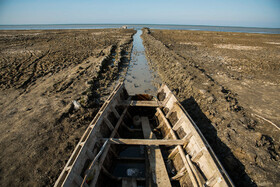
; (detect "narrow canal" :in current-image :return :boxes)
[124,30,161,95]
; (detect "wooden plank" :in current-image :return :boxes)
[156,108,178,139]
[54,82,125,187]
[104,117,115,131]
[111,106,120,118]
[81,106,129,187]
[122,178,137,187]
[156,108,199,187]
[168,146,179,159]
[159,86,234,186]
[120,100,161,107]
[100,138,185,145]
[141,116,172,187]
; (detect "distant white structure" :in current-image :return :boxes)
[121,25,127,29]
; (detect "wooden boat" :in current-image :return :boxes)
[55,82,234,187]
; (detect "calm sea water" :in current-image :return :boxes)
[0,24,279,34]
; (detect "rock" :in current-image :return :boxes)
[72,100,81,110]
[199,89,207,95]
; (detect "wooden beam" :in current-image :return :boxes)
[171,167,186,180]
[100,138,185,145]
[156,109,178,139]
[104,117,115,131]
[81,105,129,187]
[186,154,204,186]
[120,100,161,107]
[111,106,120,118]
[168,146,179,159]
[141,116,172,187]
[55,83,125,187]
[156,108,199,187]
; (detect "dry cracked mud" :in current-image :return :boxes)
[0,29,136,186]
[141,28,280,186]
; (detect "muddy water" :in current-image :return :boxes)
[124,30,161,95]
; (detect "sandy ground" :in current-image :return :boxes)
[0,29,136,186]
[142,28,280,186]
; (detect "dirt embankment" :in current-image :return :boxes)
[141,28,280,186]
[0,29,136,186]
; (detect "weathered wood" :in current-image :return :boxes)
[120,100,161,107]
[206,172,221,186]
[157,108,199,187]
[192,147,207,163]
[186,154,204,186]
[56,83,233,187]
[111,106,120,118]
[54,82,125,187]
[158,84,234,187]
[171,167,186,180]
[122,178,137,187]
[172,116,184,131]
[104,117,115,131]
[156,108,178,139]
[141,116,172,187]
[168,146,179,159]
[80,140,109,186]
[82,106,129,187]
[100,138,185,145]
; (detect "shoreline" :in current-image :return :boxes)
[0,24,279,34]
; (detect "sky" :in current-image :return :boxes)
[0,0,279,28]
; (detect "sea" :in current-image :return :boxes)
[0,24,279,34]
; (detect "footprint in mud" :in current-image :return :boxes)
[134,83,141,87]
[127,79,132,83]
[132,76,136,79]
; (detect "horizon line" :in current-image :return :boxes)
[0,23,279,29]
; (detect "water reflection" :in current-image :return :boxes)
[124,30,161,96]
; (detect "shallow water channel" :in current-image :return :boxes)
[124,30,161,96]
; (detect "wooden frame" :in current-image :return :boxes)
[54,82,234,187]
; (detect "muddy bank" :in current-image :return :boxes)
[141,28,280,186]
[0,29,136,186]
